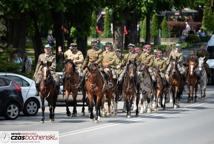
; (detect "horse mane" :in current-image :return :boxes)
[64,59,76,73]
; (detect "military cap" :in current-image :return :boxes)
[44,44,52,49]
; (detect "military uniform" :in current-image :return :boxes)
[166,48,185,76]
[83,48,103,67]
[139,53,154,67]
[33,53,59,85]
[153,57,168,78]
[64,49,84,73]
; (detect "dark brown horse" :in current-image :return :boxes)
[64,60,80,117]
[153,68,168,110]
[186,57,198,102]
[85,63,104,121]
[39,62,58,122]
[122,61,138,117]
[101,68,117,116]
[168,60,182,108]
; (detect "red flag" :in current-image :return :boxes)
[96,26,103,34]
[124,26,128,35]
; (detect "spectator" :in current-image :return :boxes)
[21,52,32,73]
[47,30,55,47]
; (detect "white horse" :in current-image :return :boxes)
[196,57,208,98]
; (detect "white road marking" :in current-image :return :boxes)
[60,123,119,137]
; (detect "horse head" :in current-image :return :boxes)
[198,57,205,71]
[126,60,137,80]
[64,59,76,79]
[188,58,198,76]
[41,61,52,83]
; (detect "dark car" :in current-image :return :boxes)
[0,76,24,120]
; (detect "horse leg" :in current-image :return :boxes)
[81,88,86,116]
[49,105,54,121]
[95,95,103,121]
[194,84,198,102]
[135,93,139,117]
[41,97,45,122]
[72,93,77,117]
[65,91,71,116]
[162,93,166,110]
[87,94,94,120]
[126,99,131,118]
[187,86,191,103]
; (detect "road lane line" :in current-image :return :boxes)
[60,123,119,137]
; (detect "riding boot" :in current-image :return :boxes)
[36,83,40,93]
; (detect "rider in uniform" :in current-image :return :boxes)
[117,43,137,83]
[33,44,59,91]
[139,44,155,80]
[64,43,84,76]
[101,42,117,88]
[165,43,185,80]
[153,50,168,78]
[82,40,103,80]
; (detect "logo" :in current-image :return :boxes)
[0,132,10,143]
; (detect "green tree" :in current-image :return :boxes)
[202,0,214,33]
[140,17,146,41]
[103,7,111,38]
[151,13,159,45]
[161,17,169,38]
[90,11,97,38]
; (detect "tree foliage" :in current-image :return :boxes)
[161,17,169,38]
[103,7,111,38]
[202,0,214,33]
[140,17,146,41]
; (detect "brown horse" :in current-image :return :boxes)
[39,62,58,122]
[64,60,80,117]
[168,60,182,108]
[186,57,198,102]
[153,68,167,110]
[85,63,104,121]
[123,61,138,117]
[101,68,117,116]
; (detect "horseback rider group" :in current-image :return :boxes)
[33,39,209,96]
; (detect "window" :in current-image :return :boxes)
[0,77,10,86]
[6,76,30,87]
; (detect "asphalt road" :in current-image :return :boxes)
[0,86,214,144]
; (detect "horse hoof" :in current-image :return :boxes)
[82,112,85,116]
[72,113,77,117]
[127,115,131,118]
[66,112,71,117]
[40,119,45,123]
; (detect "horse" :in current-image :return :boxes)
[186,57,198,103]
[168,60,182,108]
[196,57,208,99]
[85,63,104,121]
[138,64,155,113]
[101,68,117,116]
[153,67,169,110]
[122,61,138,117]
[63,59,80,117]
[39,62,59,122]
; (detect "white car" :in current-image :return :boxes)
[0,72,41,116]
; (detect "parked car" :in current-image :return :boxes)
[0,73,41,116]
[0,76,24,119]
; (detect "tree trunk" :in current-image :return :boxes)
[6,13,27,50]
[30,11,43,65]
[113,21,123,50]
[125,13,138,47]
[77,35,87,57]
[52,11,64,64]
[145,12,151,44]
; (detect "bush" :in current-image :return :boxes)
[185,34,201,44]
